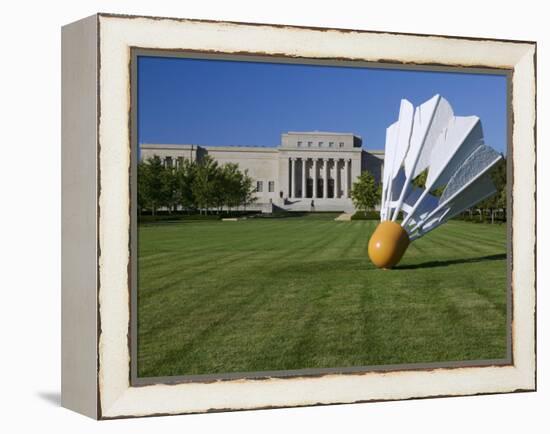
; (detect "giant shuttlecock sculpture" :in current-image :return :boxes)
[368,94,503,269]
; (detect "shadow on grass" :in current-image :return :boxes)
[395,253,507,270]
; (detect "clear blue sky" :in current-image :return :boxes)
[138,56,508,154]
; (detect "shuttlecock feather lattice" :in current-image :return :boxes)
[368,94,503,269]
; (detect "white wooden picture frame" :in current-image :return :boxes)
[61,13,536,419]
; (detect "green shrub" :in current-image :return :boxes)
[350,211,380,220]
[138,213,221,224]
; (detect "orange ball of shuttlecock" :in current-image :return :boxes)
[368,221,410,269]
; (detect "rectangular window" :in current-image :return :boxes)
[256,181,263,192]
[329,142,334,148]
[318,141,323,147]
[339,142,345,148]
[268,181,275,192]
[307,141,313,147]
[297,141,302,147]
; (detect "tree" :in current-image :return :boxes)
[137,156,166,216]
[412,159,506,224]
[478,157,507,223]
[240,170,257,211]
[493,158,507,223]
[137,160,147,213]
[412,169,428,190]
[351,170,381,216]
[192,156,219,215]
[137,155,260,217]
[211,163,238,214]
[221,163,244,213]
[174,159,197,213]
[412,168,444,197]
[159,165,178,213]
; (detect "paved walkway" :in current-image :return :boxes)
[334,212,353,221]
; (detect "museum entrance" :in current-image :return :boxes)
[306,179,313,198]
[328,179,335,198]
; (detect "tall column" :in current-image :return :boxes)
[313,159,318,199]
[290,158,296,198]
[301,158,307,198]
[323,158,328,199]
[335,159,340,198]
[344,158,349,199]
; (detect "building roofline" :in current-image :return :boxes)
[139,143,385,154]
[202,146,278,153]
[284,131,362,138]
[140,143,197,149]
[140,143,279,152]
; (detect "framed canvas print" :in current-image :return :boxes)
[61,13,536,419]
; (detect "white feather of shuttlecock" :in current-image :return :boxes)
[380,94,503,241]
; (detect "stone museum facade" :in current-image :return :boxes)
[140,132,384,212]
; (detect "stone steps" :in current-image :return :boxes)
[280,198,355,213]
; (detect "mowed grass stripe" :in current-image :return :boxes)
[137,215,508,377]
[423,229,505,254]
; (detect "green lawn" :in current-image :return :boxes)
[137,214,508,378]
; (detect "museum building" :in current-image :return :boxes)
[140,132,384,212]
